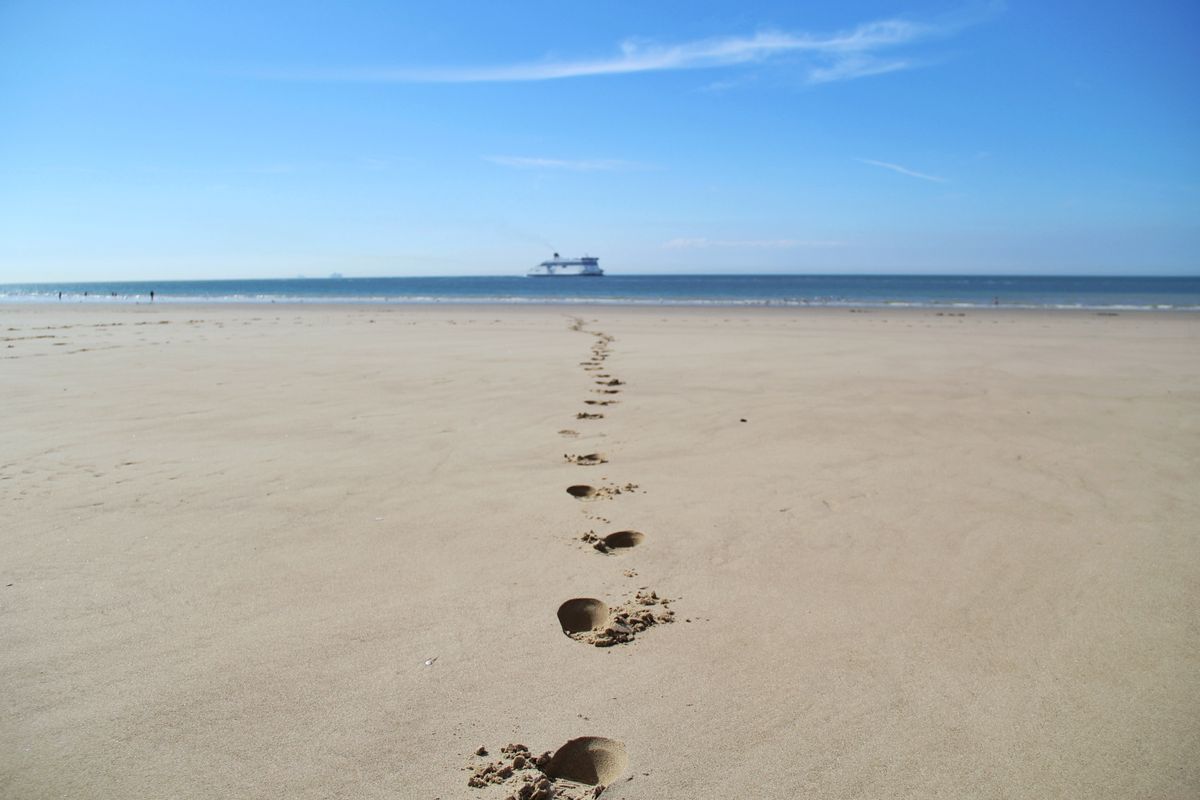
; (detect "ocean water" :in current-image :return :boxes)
[1,275,1198,310]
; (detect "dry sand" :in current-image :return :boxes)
[2,303,1198,799]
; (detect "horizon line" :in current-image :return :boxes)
[3,271,1198,286]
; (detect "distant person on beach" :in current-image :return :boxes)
[150,291,155,302]
[58,291,62,301]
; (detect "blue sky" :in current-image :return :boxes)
[1,0,1197,280]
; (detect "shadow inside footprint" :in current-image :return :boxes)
[603,530,645,550]
[544,736,628,786]
[557,598,609,635]
[567,485,597,498]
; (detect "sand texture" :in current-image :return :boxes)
[2,303,1198,798]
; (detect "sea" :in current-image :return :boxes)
[1,275,1198,311]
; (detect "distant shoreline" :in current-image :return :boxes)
[2,303,1197,322]
[2,274,1197,311]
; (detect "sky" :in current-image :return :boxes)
[1,0,1197,280]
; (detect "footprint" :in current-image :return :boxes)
[595,379,624,386]
[559,429,579,437]
[558,591,674,646]
[581,529,645,553]
[567,485,597,499]
[592,389,620,395]
[575,412,603,420]
[557,598,609,635]
[603,530,645,550]
[544,737,628,786]
[466,738,627,796]
[583,400,617,406]
[564,452,607,466]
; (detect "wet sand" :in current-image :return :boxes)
[2,303,1197,798]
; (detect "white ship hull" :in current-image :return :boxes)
[527,254,603,277]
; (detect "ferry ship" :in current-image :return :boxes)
[527,253,603,277]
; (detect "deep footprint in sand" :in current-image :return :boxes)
[557,598,610,635]
[556,591,674,647]
[580,529,645,553]
[467,738,627,798]
[576,412,603,420]
[595,379,624,386]
[566,482,640,501]
[583,400,617,406]
[545,737,628,787]
[591,389,620,395]
[564,452,607,466]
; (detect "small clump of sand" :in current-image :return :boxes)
[564,452,608,466]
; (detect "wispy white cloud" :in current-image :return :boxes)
[697,75,758,94]
[484,155,647,171]
[857,158,947,183]
[261,11,993,86]
[664,238,845,249]
[807,55,915,85]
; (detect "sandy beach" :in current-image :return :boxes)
[2,303,1197,799]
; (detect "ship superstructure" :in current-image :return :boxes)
[526,253,603,277]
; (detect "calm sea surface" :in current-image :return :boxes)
[2,275,1198,310]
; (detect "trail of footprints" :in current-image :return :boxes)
[467,318,677,798]
[561,322,673,652]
